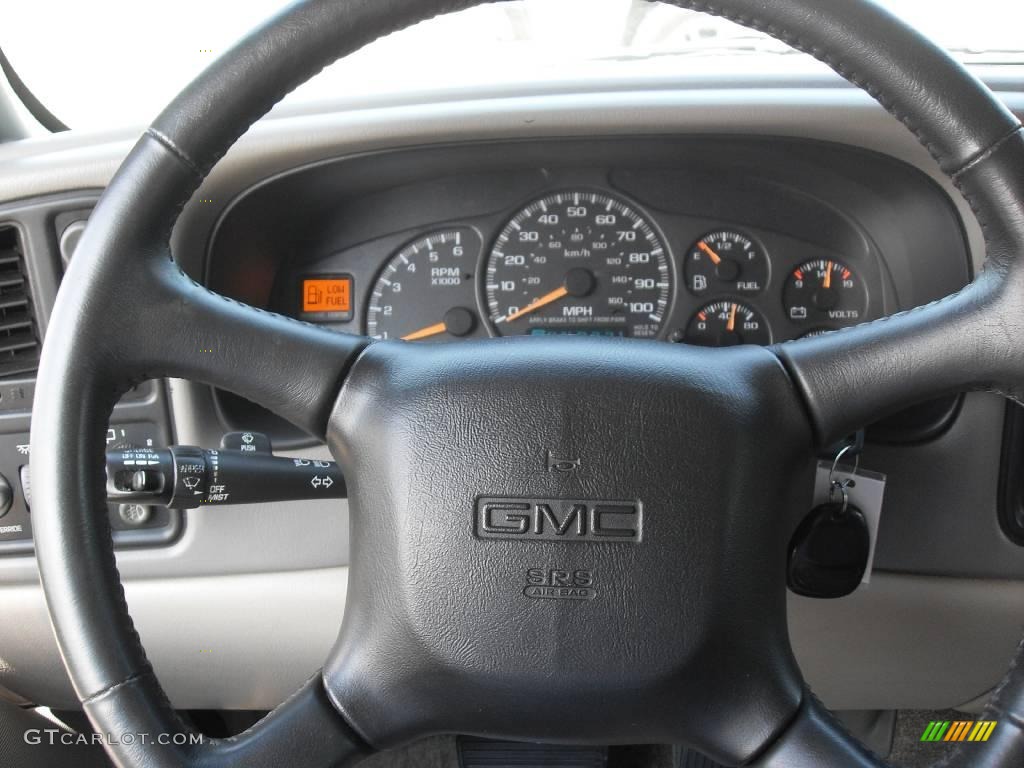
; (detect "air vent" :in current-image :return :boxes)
[0,226,39,378]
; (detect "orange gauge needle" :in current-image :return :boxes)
[504,285,570,323]
[823,261,834,289]
[726,302,738,333]
[401,321,447,341]
[698,240,722,265]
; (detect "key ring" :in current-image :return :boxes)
[827,443,859,515]
[829,442,860,480]
[829,478,852,514]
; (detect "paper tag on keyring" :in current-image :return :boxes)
[813,462,887,584]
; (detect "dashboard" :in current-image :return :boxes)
[207,137,967,444]
[2,80,1022,718]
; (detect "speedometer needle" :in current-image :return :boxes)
[401,322,447,341]
[503,285,569,323]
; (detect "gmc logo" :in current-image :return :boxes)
[474,498,642,543]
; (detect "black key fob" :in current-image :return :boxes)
[788,500,870,599]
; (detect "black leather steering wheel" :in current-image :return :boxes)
[29,1,1024,766]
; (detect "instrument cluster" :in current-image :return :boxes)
[209,137,968,444]
[292,186,874,348]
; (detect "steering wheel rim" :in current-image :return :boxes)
[30,1,1024,766]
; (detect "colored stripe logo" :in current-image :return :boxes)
[920,721,997,742]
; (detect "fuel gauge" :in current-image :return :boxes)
[783,259,867,327]
[685,230,769,296]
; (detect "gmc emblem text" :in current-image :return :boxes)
[475,498,642,543]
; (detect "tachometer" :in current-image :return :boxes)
[485,191,671,338]
[366,229,483,341]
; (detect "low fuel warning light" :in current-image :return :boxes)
[299,275,353,322]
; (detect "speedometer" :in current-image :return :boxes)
[485,191,672,338]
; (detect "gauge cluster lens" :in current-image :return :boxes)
[684,300,771,347]
[341,192,870,349]
[485,191,672,338]
[366,228,482,341]
[685,230,768,297]
[783,258,866,327]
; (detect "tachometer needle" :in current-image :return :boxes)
[698,240,722,265]
[726,302,738,333]
[401,321,448,341]
[503,285,570,323]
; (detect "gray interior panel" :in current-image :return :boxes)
[0,567,348,709]
[0,570,1017,712]
[789,574,1024,711]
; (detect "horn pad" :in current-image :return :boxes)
[325,338,813,764]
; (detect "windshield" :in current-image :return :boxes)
[3,0,1023,132]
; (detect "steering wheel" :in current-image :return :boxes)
[29,0,1024,766]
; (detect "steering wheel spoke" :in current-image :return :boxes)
[205,675,369,767]
[775,270,1008,447]
[751,693,884,767]
[82,672,370,768]
[124,255,369,439]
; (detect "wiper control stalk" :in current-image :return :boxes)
[106,443,345,509]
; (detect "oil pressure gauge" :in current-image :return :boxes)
[783,258,867,327]
[683,300,771,347]
[685,230,769,296]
